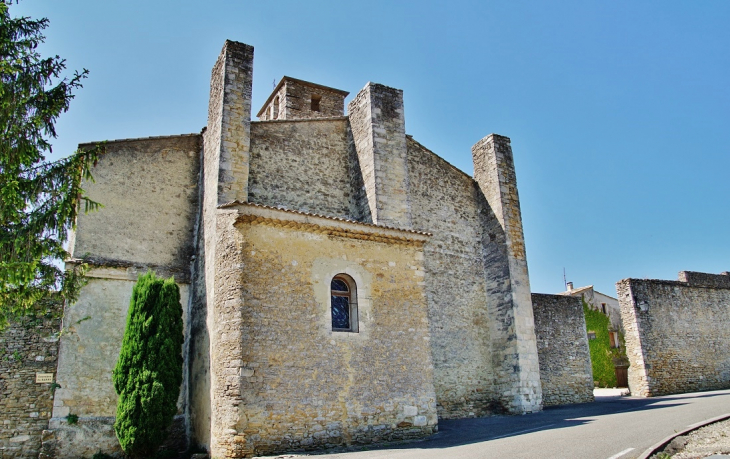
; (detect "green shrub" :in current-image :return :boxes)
[112,271,183,458]
[583,299,618,387]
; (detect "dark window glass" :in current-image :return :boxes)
[331,274,357,332]
[331,279,348,292]
[331,295,350,329]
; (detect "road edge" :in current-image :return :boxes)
[637,412,730,459]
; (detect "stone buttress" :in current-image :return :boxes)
[199,40,255,457]
[472,135,542,413]
[348,83,412,229]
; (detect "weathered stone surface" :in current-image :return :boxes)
[406,137,499,418]
[201,204,437,456]
[71,134,201,271]
[257,76,348,121]
[44,414,186,458]
[40,40,572,459]
[249,118,351,219]
[472,134,542,414]
[0,309,60,459]
[348,83,412,229]
[617,271,730,397]
[532,294,594,406]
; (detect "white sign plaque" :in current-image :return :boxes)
[36,373,54,383]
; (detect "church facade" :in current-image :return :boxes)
[48,40,547,458]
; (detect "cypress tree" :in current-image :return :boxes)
[113,271,184,458]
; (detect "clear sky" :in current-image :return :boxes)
[12,1,730,296]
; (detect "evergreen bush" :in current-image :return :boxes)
[112,271,183,458]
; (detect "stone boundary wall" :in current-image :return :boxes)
[0,307,61,458]
[617,271,730,397]
[532,294,594,406]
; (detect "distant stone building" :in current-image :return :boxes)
[23,40,590,458]
[617,271,730,397]
[561,284,623,344]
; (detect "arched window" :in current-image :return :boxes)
[273,96,279,119]
[331,274,357,332]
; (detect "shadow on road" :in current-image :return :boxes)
[302,390,730,455]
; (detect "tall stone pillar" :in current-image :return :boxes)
[206,39,254,206]
[472,134,542,414]
[348,83,412,229]
[202,40,254,457]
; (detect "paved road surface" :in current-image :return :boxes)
[259,389,730,459]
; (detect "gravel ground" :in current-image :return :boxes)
[652,417,730,458]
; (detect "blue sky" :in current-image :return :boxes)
[12,1,730,296]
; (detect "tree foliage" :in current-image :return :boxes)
[113,271,184,458]
[583,298,622,387]
[0,2,103,326]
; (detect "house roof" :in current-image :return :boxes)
[559,284,618,300]
[559,285,593,296]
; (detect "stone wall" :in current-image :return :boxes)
[617,271,730,397]
[47,272,190,458]
[199,40,256,458]
[257,77,347,121]
[406,137,499,418]
[348,83,412,229]
[50,122,200,458]
[212,203,436,456]
[532,294,594,406]
[71,134,201,270]
[472,134,542,414]
[248,119,352,218]
[0,308,61,458]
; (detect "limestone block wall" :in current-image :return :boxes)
[472,134,542,414]
[248,119,352,218]
[532,294,594,406]
[617,272,730,397]
[0,309,61,459]
[258,77,347,121]
[198,39,256,458]
[406,137,499,418]
[208,203,437,457]
[348,83,412,229]
[48,130,201,457]
[71,134,201,270]
[207,40,254,206]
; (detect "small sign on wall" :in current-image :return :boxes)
[36,373,54,383]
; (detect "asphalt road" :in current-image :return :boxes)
[262,389,730,459]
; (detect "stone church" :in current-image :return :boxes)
[39,40,593,458]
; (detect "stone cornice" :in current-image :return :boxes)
[222,201,431,245]
[65,257,191,284]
